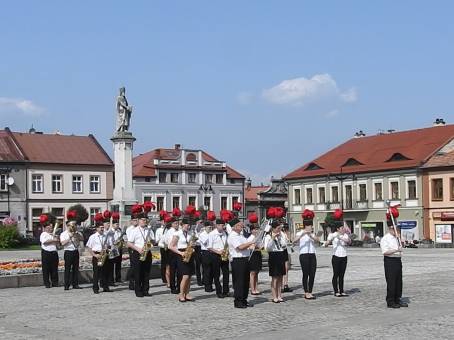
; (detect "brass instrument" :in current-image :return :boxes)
[182,233,198,263]
[139,227,153,262]
[97,249,109,267]
[220,239,229,262]
[52,222,63,250]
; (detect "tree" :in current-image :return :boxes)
[68,204,89,225]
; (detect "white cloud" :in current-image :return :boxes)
[0,97,45,116]
[262,74,357,106]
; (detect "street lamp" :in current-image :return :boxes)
[328,168,356,210]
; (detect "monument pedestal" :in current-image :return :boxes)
[110,131,137,225]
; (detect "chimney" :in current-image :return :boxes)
[354,130,366,138]
[29,125,36,134]
[174,144,181,150]
[387,129,395,134]
[433,118,446,127]
[246,178,252,190]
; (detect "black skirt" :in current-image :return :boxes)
[176,250,195,276]
[283,248,289,262]
[268,251,286,277]
[249,251,262,272]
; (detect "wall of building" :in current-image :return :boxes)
[0,165,27,234]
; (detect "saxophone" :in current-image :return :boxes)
[139,228,152,262]
[97,249,109,267]
[221,237,229,261]
[182,233,198,263]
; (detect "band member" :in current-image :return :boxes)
[295,209,319,300]
[281,224,293,293]
[169,217,195,302]
[103,216,116,286]
[227,218,256,308]
[199,221,214,292]
[193,217,204,286]
[126,217,138,290]
[112,219,123,283]
[248,222,262,295]
[86,222,112,294]
[264,220,286,303]
[60,220,82,290]
[208,219,229,298]
[156,218,167,284]
[165,217,181,294]
[39,213,59,288]
[381,209,407,308]
[127,214,154,297]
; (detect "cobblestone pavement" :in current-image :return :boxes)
[0,248,453,340]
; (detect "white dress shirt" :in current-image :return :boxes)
[327,232,349,257]
[174,229,192,249]
[59,230,79,251]
[380,233,401,258]
[208,229,228,251]
[86,232,106,252]
[165,227,177,248]
[40,231,57,252]
[198,230,210,251]
[297,231,316,254]
[155,226,166,248]
[264,234,285,252]
[227,230,250,258]
[128,226,154,249]
[126,225,136,242]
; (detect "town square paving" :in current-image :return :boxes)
[0,247,453,340]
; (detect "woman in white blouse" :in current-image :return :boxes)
[325,223,351,297]
[264,221,286,303]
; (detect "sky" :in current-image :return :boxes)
[1,1,454,184]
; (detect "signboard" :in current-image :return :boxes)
[397,221,417,229]
[441,212,454,221]
[435,224,452,243]
[361,222,377,228]
[397,220,418,241]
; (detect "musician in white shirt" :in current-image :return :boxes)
[86,223,111,294]
[248,223,263,295]
[60,221,83,290]
[165,218,180,294]
[126,217,138,290]
[39,214,60,288]
[111,221,124,284]
[281,225,293,293]
[380,222,407,308]
[264,221,286,303]
[127,215,154,298]
[199,221,214,292]
[155,220,167,284]
[208,219,229,298]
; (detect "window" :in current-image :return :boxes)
[32,174,43,193]
[374,182,383,200]
[451,178,454,201]
[345,185,353,209]
[205,174,213,184]
[331,186,339,203]
[432,179,443,201]
[170,173,179,183]
[90,208,101,225]
[159,172,167,183]
[188,196,196,207]
[204,196,212,210]
[318,187,326,203]
[32,208,44,229]
[51,208,64,225]
[172,196,180,209]
[232,196,239,208]
[407,180,417,199]
[188,173,197,184]
[306,188,313,204]
[390,181,399,200]
[156,197,165,211]
[294,188,301,205]
[72,175,83,193]
[90,175,100,193]
[0,174,7,191]
[143,196,152,202]
[216,174,223,184]
[359,184,367,201]
[145,177,151,182]
[221,196,228,210]
[51,175,63,193]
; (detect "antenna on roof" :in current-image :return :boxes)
[433,118,446,126]
[29,125,36,134]
[354,130,366,138]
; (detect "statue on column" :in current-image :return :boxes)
[116,87,133,133]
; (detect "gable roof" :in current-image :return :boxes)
[284,124,454,180]
[1,129,113,166]
[133,148,245,179]
[245,185,269,202]
[0,130,26,162]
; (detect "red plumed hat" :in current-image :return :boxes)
[248,213,258,224]
[143,201,155,213]
[172,207,182,217]
[111,212,120,222]
[275,207,286,219]
[185,205,196,216]
[233,202,242,212]
[66,210,77,221]
[207,211,216,221]
[302,209,315,221]
[131,204,143,216]
[194,210,202,219]
[267,207,277,219]
[39,214,49,225]
[333,209,343,220]
[94,212,104,224]
[103,210,112,220]
[159,210,168,220]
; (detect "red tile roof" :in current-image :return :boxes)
[133,148,244,179]
[422,150,454,168]
[1,130,113,166]
[284,125,454,180]
[245,186,269,202]
[0,130,26,162]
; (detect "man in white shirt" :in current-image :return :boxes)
[39,214,60,288]
[380,222,407,308]
[155,220,167,284]
[103,219,115,286]
[126,217,138,290]
[208,219,229,298]
[227,218,256,308]
[166,218,181,294]
[86,223,111,294]
[111,221,124,284]
[193,218,204,286]
[199,221,213,292]
[60,221,83,290]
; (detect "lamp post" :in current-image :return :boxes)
[198,184,213,210]
[329,168,356,211]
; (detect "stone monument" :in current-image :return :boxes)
[110,87,137,224]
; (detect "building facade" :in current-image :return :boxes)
[133,145,245,216]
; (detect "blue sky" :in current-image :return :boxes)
[1,1,454,184]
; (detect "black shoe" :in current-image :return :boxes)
[143,292,152,297]
[388,303,400,308]
[136,293,144,298]
[234,302,247,309]
[64,287,70,291]
[45,285,51,289]
[398,302,408,307]
[103,288,113,293]
[110,283,117,287]
[171,289,179,294]
[93,290,99,294]
[283,285,292,293]
[73,286,82,290]
[222,292,230,297]
[129,286,135,291]
[116,280,123,283]
[205,288,214,293]
[52,284,59,288]
[217,294,224,299]
[244,301,253,307]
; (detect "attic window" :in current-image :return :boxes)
[342,158,363,167]
[305,162,323,171]
[387,153,411,162]
[186,153,197,161]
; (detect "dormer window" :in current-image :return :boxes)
[186,153,197,162]
[342,158,363,167]
[305,162,323,171]
[386,153,411,162]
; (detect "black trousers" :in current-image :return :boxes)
[331,255,347,294]
[127,248,135,288]
[92,255,109,291]
[168,251,182,291]
[104,257,114,285]
[300,253,317,293]
[201,250,213,289]
[384,257,403,305]
[131,250,152,296]
[160,248,167,283]
[41,249,59,287]
[194,245,202,284]
[64,250,79,288]
[212,253,229,295]
[231,257,249,304]
[111,250,122,282]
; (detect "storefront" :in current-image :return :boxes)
[433,212,454,244]
[397,220,418,242]
[360,221,384,241]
